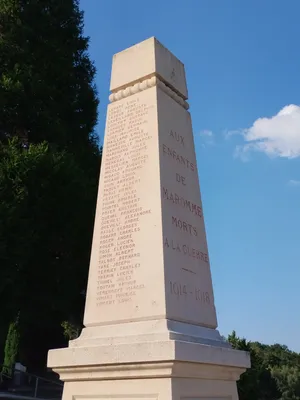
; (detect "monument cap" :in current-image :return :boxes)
[110,37,188,99]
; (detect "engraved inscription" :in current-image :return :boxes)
[161,111,213,309]
[164,237,208,263]
[162,187,202,218]
[171,216,198,236]
[170,130,185,146]
[96,97,152,307]
[162,144,195,171]
[170,68,176,82]
[176,173,186,186]
[169,281,210,304]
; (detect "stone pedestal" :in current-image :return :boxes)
[48,37,250,400]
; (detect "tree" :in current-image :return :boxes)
[228,331,262,400]
[0,0,99,154]
[228,331,300,400]
[0,0,101,370]
[272,365,300,400]
[0,138,99,370]
[2,316,20,375]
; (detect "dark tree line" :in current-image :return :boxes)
[229,331,300,400]
[0,0,101,371]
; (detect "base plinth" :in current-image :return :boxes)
[48,320,250,400]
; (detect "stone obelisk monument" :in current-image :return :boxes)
[48,37,250,400]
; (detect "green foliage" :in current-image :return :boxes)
[0,138,99,368]
[229,331,300,400]
[61,321,81,341]
[272,365,300,400]
[0,0,99,152]
[0,0,101,370]
[2,316,20,375]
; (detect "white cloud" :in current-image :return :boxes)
[233,104,300,159]
[199,129,215,147]
[234,144,252,162]
[223,129,241,139]
[200,129,214,138]
[288,179,300,187]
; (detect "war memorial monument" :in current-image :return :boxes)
[48,37,250,400]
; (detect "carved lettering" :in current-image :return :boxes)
[171,216,198,236]
[162,144,195,171]
[170,130,185,146]
[164,238,208,263]
[95,98,152,306]
[176,173,186,186]
[162,187,202,217]
[169,281,210,304]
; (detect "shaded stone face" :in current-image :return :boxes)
[83,37,217,329]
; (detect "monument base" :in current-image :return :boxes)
[48,320,250,400]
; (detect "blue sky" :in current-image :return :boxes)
[80,0,300,351]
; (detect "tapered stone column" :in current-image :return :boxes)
[48,37,250,400]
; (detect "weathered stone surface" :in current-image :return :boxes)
[48,37,250,400]
[84,37,216,329]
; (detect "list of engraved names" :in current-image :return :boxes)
[97,97,152,307]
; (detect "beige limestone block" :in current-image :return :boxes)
[84,86,166,327]
[83,36,217,329]
[60,377,241,400]
[110,37,188,99]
